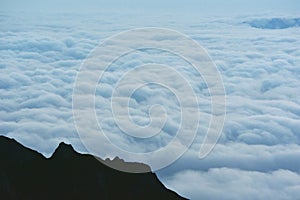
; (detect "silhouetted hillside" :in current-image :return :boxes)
[0,136,187,200]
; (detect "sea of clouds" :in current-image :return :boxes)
[0,11,300,199]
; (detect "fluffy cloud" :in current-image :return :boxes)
[0,11,300,199]
[157,143,300,176]
[245,17,300,29]
[164,168,300,200]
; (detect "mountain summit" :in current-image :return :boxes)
[0,136,187,200]
[51,142,77,159]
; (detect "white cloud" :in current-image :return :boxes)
[164,168,300,200]
[0,11,300,199]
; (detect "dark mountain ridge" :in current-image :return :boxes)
[0,136,187,200]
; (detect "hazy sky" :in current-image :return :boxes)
[1,0,299,15]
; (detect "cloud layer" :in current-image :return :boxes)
[245,17,300,29]
[164,168,300,200]
[0,11,300,199]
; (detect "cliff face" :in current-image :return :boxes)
[0,136,187,200]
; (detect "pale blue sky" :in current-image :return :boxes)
[1,0,299,15]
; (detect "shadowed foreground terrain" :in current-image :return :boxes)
[0,136,187,200]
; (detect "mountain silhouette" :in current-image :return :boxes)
[0,136,187,200]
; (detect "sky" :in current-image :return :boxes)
[1,0,300,199]
[1,0,300,14]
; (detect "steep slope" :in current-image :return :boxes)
[0,136,187,200]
